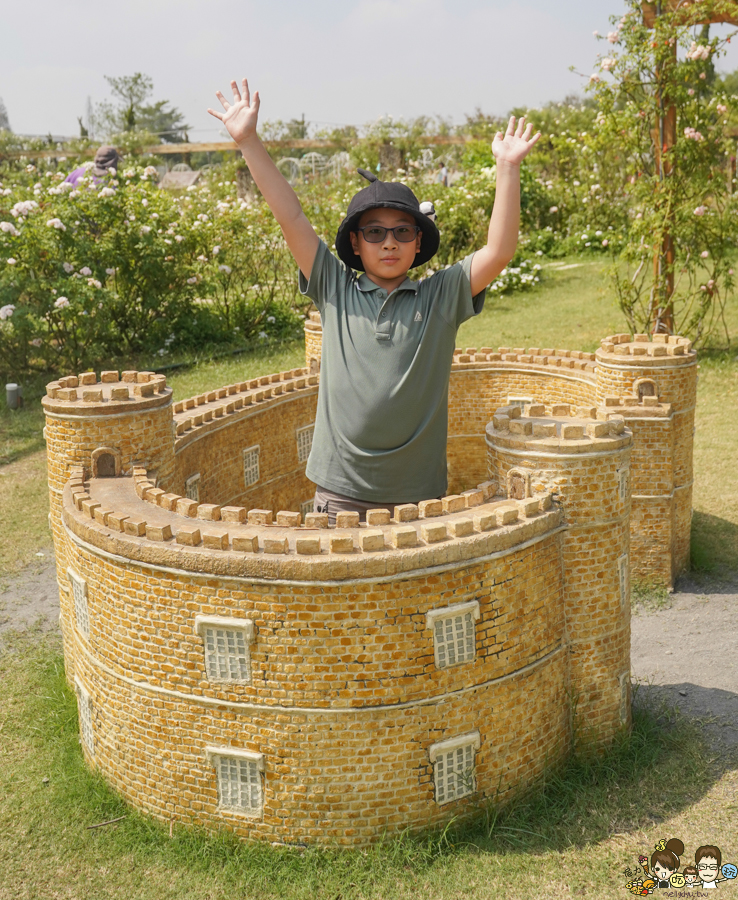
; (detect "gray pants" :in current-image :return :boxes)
[313,486,411,526]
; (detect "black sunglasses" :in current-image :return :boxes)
[357,225,420,243]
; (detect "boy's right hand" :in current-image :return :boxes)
[207,78,260,145]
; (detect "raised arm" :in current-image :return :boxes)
[208,78,319,279]
[469,116,541,297]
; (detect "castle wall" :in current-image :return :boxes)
[60,469,569,846]
[174,389,318,513]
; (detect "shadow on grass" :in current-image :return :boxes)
[2,633,730,900]
[691,510,738,583]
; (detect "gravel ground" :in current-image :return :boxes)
[2,556,736,750]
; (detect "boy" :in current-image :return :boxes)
[208,78,540,522]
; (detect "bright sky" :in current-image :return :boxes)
[3,0,738,139]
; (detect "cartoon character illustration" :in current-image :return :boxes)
[651,838,685,888]
[696,845,723,889]
[683,865,700,887]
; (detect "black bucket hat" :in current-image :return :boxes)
[335,169,440,271]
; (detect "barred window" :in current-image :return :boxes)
[296,424,314,463]
[195,616,254,683]
[426,600,480,669]
[429,732,480,805]
[243,446,260,487]
[74,677,94,756]
[300,498,314,520]
[185,473,201,503]
[68,567,89,637]
[618,467,629,502]
[206,747,264,816]
[618,554,629,608]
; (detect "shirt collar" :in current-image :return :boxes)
[356,273,419,294]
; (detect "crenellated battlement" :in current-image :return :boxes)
[63,467,559,578]
[488,401,628,449]
[451,346,596,373]
[596,332,694,363]
[172,370,318,441]
[43,370,171,414]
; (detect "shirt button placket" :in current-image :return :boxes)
[375,291,391,340]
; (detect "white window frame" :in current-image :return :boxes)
[618,467,629,503]
[68,567,89,637]
[74,676,94,756]
[506,395,533,408]
[242,445,260,488]
[300,498,314,520]
[185,473,201,503]
[296,424,314,463]
[195,615,254,683]
[426,600,480,669]
[618,554,629,609]
[429,731,480,805]
[206,746,264,817]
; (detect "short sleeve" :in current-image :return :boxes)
[298,239,346,312]
[430,252,487,330]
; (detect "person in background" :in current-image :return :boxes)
[436,159,448,187]
[64,145,120,188]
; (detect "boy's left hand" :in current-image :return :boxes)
[492,116,541,166]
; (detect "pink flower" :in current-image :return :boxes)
[699,72,707,80]
[707,279,715,288]
[589,73,601,83]
[729,269,734,275]
[688,88,695,96]
[686,42,710,61]
[700,250,709,258]
[717,103,728,115]
[601,58,616,71]
[31,337,43,347]
[0,304,15,320]
[549,206,559,214]
[593,30,600,37]
[607,31,619,43]
[54,296,70,309]
[694,206,708,216]
[602,239,609,247]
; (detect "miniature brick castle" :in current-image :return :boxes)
[42,320,696,847]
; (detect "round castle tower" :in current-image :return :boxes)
[486,402,633,744]
[43,369,174,679]
[595,333,696,583]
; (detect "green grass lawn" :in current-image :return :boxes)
[0,257,736,898]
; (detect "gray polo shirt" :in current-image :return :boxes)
[299,240,486,502]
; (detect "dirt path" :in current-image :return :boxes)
[2,558,737,750]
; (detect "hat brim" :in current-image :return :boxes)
[335,201,440,272]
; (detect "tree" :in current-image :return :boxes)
[91,73,189,141]
[0,97,11,132]
[586,0,737,345]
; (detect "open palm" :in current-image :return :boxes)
[207,78,260,145]
[492,116,541,166]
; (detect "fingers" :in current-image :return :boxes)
[522,121,534,141]
[230,80,242,104]
[528,131,542,147]
[515,116,526,139]
[207,107,225,121]
[242,77,251,107]
[253,90,260,112]
[215,90,230,112]
[505,116,516,137]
